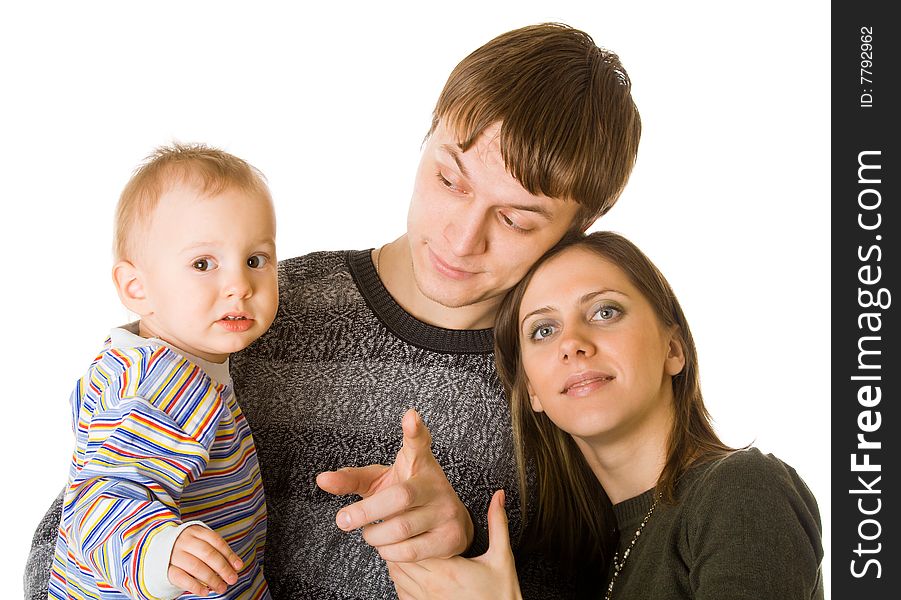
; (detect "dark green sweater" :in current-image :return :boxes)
[607,448,824,599]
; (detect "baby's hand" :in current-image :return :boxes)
[167,525,244,597]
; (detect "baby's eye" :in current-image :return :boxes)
[192,258,218,272]
[247,255,269,269]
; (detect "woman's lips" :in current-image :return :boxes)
[561,371,615,396]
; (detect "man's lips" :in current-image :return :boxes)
[561,371,615,396]
[427,247,478,281]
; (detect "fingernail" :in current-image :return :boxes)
[233,558,244,569]
[337,511,351,529]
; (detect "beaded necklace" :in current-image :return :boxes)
[605,494,659,600]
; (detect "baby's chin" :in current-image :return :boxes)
[216,334,268,357]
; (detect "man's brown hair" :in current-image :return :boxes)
[114,143,271,261]
[429,23,641,230]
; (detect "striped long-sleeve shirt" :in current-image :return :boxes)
[49,326,269,600]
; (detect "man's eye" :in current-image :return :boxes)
[435,170,463,193]
[501,213,528,233]
[192,258,218,271]
[247,255,269,269]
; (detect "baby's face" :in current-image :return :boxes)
[135,182,278,362]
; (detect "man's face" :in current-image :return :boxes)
[406,121,581,314]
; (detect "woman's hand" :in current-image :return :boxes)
[386,489,523,600]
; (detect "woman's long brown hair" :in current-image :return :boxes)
[494,231,734,584]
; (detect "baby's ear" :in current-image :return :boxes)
[112,261,151,316]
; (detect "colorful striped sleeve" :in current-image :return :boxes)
[62,344,226,599]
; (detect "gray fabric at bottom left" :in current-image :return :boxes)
[24,489,62,600]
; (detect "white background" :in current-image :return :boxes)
[0,1,830,596]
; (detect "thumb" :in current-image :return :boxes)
[400,408,433,455]
[486,489,513,558]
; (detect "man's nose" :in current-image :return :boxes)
[443,207,488,256]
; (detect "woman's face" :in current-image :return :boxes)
[518,247,685,445]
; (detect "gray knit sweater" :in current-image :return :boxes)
[607,448,824,599]
[24,250,566,600]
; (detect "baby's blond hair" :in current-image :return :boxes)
[114,143,271,261]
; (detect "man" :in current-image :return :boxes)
[26,23,640,599]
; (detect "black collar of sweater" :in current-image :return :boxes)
[347,249,495,355]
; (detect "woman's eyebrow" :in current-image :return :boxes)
[520,305,555,328]
[579,288,627,304]
[520,288,630,325]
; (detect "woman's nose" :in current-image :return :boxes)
[558,327,596,361]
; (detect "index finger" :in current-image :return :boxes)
[400,409,432,455]
[336,480,420,531]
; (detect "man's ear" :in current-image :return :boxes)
[112,260,151,316]
[665,328,686,376]
[526,380,544,413]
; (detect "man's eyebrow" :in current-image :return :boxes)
[509,203,553,220]
[439,144,555,220]
[439,144,471,179]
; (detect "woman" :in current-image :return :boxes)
[388,232,824,599]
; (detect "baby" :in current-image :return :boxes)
[49,144,277,599]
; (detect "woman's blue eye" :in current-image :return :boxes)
[592,305,621,321]
[531,324,556,340]
[247,255,268,269]
[192,258,217,271]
